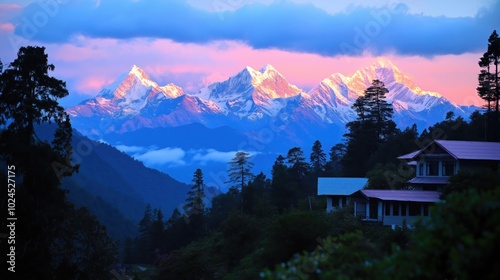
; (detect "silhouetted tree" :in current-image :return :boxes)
[226,151,254,191]
[135,204,153,262]
[270,155,293,210]
[184,168,206,217]
[183,168,206,239]
[326,143,346,176]
[0,46,75,175]
[478,54,495,114]
[52,207,117,279]
[352,95,369,122]
[0,46,113,278]
[365,79,396,141]
[310,140,326,176]
[139,204,153,236]
[150,208,165,259]
[477,30,500,140]
[287,147,308,180]
[242,172,272,216]
[488,30,500,115]
[342,80,396,176]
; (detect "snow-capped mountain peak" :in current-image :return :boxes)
[68,59,479,137]
[259,64,277,73]
[98,65,157,100]
[371,58,399,71]
[129,64,153,83]
[159,83,185,99]
[305,58,467,124]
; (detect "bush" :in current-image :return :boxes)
[262,210,329,266]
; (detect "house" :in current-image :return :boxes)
[317,177,368,212]
[351,189,440,227]
[398,140,500,191]
[318,140,500,227]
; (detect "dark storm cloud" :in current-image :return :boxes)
[12,0,500,56]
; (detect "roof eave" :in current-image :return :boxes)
[434,140,458,160]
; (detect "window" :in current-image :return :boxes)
[418,163,424,176]
[442,161,456,176]
[409,203,421,216]
[393,202,399,216]
[342,197,347,207]
[426,161,439,176]
[423,204,429,216]
[423,185,437,191]
[401,203,407,216]
[385,203,391,216]
[369,202,378,220]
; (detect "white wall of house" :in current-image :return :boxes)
[354,200,431,227]
[326,197,333,212]
[325,195,350,212]
[382,201,431,227]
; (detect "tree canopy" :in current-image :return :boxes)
[0,46,115,279]
[477,30,500,141]
[226,151,254,191]
[341,79,397,176]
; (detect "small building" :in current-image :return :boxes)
[398,140,500,191]
[317,177,368,212]
[351,190,440,227]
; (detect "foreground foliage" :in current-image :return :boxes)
[263,173,500,280]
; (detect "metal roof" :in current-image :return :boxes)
[397,140,500,161]
[435,140,500,160]
[397,150,420,160]
[317,177,368,196]
[360,190,441,202]
[408,177,449,184]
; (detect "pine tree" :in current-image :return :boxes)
[182,169,206,239]
[226,151,254,191]
[184,168,206,217]
[0,46,112,278]
[351,95,370,122]
[287,147,308,180]
[326,143,346,176]
[310,140,326,176]
[242,172,271,215]
[341,80,396,176]
[150,208,165,257]
[139,204,153,236]
[0,46,74,171]
[487,30,500,115]
[364,79,395,141]
[478,52,495,114]
[270,155,294,210]
[478,30,500,140]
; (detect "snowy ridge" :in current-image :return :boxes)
[67,60,479,136]
[193,65,303,119]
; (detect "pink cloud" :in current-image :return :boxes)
[30,37,484,107]
[0,23,14,32]
[74,77,114,94]
[0,4,22,15]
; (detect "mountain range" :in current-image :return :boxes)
[67,59,478,141]
[66,59,480,184]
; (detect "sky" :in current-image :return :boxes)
[0,0,499,107]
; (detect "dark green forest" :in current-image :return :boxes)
[1,30,499,279]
